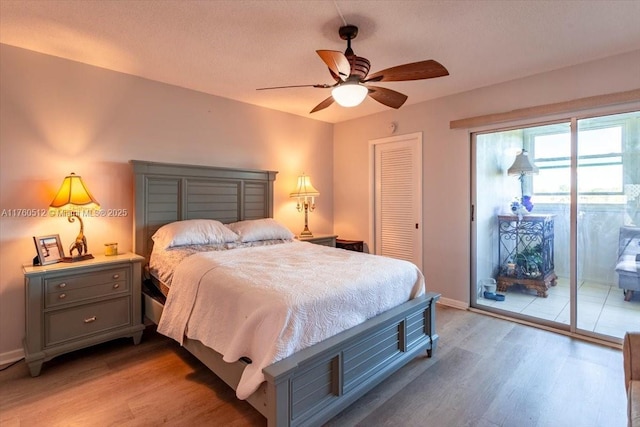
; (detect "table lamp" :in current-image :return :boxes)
[290,173,319,237]
[49,173,100,261]
[508,148,539,200]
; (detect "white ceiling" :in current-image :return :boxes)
[1,0,639,124]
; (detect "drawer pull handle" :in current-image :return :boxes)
[84,316,97,324]
[58,283,67,289]
[112,274,120,279]
[113,283,120,289]
[59,293,67,299]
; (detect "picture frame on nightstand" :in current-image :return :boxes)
[33,234,64,266]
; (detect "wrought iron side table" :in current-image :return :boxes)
[496,214,557,297]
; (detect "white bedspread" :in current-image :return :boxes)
[157,241,424,399]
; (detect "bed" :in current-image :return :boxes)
[131,160,440,427]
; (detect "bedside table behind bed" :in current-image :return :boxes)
[297,234,337,247]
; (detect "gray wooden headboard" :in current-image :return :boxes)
[131,160,277,262]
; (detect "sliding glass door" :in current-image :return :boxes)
[575,112,640,338]
[472,110,640,342]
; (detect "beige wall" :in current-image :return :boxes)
[333,49,640,307]
[0,44,334,360]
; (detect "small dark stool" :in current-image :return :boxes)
[336,239,364,252]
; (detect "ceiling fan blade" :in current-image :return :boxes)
[316,50,351,81]
[365,60,449,82]
[310,96,335,113]
[257,83,332,90]
[367,86,408,109]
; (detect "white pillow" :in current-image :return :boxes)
[152,219,239,250]
[616,254,640,273]
[226,218,294,242]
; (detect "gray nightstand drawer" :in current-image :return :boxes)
[45,280,129,308]
[45,297,131,347]
[45,268,128,294]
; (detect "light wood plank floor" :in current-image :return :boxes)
[0,306,627,427]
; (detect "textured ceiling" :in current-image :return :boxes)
[1,0,639,124]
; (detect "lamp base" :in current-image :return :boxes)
[61,254,94,263]
[299,224,313,237]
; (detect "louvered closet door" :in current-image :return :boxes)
[373,133,423,270]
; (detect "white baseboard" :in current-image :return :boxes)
[436,297,469,311]
[0,348,24,366]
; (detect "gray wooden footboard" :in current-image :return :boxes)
[262,292,440,427]
[145,290,439,427]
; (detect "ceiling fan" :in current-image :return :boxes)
[257,24,449,113]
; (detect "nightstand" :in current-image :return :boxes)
[336,239,364,252]
[298,234,338,247]
[22,253,145,376]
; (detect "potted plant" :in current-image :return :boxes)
[516,244,543,277]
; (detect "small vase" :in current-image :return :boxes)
[522,195,534,212]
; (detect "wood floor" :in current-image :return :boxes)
[0,306,627,427]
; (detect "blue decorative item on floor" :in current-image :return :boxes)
[484,291,505,301]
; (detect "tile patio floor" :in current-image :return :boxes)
[477,276,640,339]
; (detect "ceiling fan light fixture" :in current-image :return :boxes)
[331,81,368,107]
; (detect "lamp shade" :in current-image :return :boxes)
[507,149,539,176]
[290,174,319,199]
[331,81,368,107]
[49,173,100,211]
